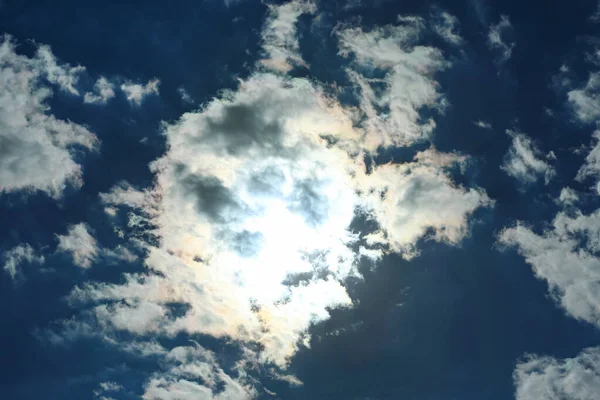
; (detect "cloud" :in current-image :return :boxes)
[359,149,491,258]
[84,77,116,104]
[56,223,99,268]
[488,15,515,64]
[576,131,600,192]
[499,210,600,327]
[430,8,464,45]
[260,0,316,73]
[120,78,160,105]
[2,244,45,280]
[514,347,600,400]
[556,187,579,206]
[0,36,99,198]
[567,72,600,124]
[473,120,492,130]
[501,130,555,185]
[44,9,491,396]
[178,87,194,104]
[337,16,449,148]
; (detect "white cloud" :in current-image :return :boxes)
[2,243,45,280]
[567,72,600,124]
[430,8,463,45]
[45,10,491,395]
[0,37,99,198]
[576,131,600,194]
[488,15,515,64]
[501,130,555,185]
[121,78,160,105]
[84,77,115,104]
[514,347,600,400]
[260,0,316,73]
[56,223,98,268]
[499,210,600,327]
[557,187,579,207]
[337,17,449,148]
[473,120,492,130]
[359,149,491,258]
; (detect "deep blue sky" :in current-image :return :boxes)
[1,1,600,399]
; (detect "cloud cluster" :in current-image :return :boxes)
[0,36,99,197]
[43,4,491,397]
[501,130,555,185]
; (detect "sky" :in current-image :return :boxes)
[1,0,600,399]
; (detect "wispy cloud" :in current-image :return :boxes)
[260,0,316,73]
[488,15,515,64]
[2,244,45,280]
[501,130,555,185]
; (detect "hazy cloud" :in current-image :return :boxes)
[473,120,492,130]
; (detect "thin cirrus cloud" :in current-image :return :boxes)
[38,2,491,397]
[488,15,515,64]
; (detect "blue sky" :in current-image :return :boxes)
[1,1,600,399]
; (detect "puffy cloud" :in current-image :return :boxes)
[0,37,99,197]
[337,16,449,148]
[567,72,600,124]
[488,15,515,64]
[178,87,194,104]
[2,244,45,280]
[501,130,555,185]
[56,223,99,268]
[430,8,463,46]
[499,210,600,327]
[121,78,160,105]
[84,77,115,104]
[260,0,316,73]
[514,347,600,400]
